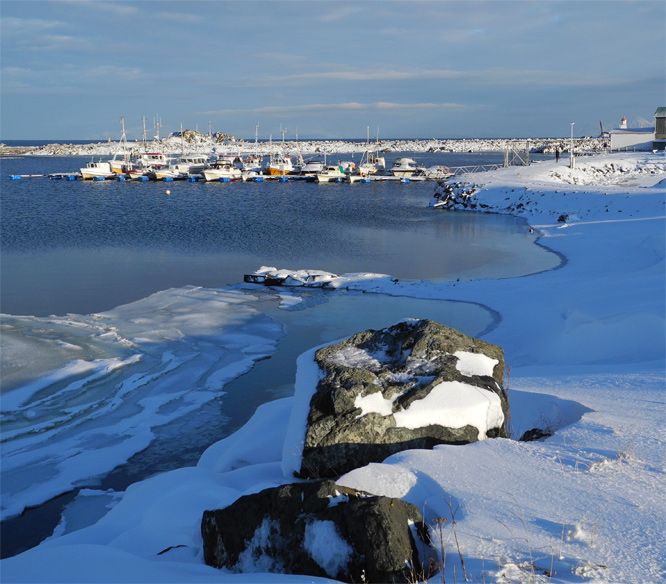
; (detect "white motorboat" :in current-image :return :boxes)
[241,155,264,173]
[137,151,169,172]
[176,154,210,175]
[203,160,242,182]
[154,154,211,179]
[152,166,188,181]
[80,160,115,180]
[419,165,454,180]
[298,158,325,175]
[390,157,420,177]
[315,165,346,183]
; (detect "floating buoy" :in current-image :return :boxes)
[253,176,264,182]
[165,189,171,195]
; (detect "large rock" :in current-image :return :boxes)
[296,319,508,479]
[201,480,434,584]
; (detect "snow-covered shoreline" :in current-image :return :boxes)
[2,152,664,583]
[0,135,609,158]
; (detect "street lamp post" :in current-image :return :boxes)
[570,122,575,169]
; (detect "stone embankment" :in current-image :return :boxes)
[1,132,608,157]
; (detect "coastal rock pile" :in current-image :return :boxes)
[294,319,508,479]
[202,480,434,584]
[202,319,508,582]
[431,181,481,210]
[1,136,608,158]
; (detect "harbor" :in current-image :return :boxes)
[7,159,505,183]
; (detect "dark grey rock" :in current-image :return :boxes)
[298,319,508,478]
[201,480,435,584]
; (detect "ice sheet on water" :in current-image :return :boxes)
[0,286,284,521]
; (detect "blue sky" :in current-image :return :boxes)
[1,0,664,141]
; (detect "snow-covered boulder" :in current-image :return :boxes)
[201,479,433,584]
[287,319,508,479]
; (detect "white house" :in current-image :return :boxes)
[609,108,662,151]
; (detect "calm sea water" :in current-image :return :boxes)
[0,151,560,557]
[1,152,556,316]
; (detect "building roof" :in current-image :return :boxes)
[610,127,655,134]
[655,107,666,118]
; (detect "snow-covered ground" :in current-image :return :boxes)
[1,152,664,583]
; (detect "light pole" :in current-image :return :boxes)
[570,122,575,169]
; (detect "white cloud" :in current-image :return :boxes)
[198,101,468,117]
[318,5,361,23]
[1,16,63,36]
[60,0,139,16]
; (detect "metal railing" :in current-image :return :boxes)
[447,164,502,176]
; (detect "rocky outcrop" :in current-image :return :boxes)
[201,479,434,584]
[296,319,508,479]
[431,181,482,210]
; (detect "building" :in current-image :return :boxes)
[610,111,656,151]
[653,107,666,150]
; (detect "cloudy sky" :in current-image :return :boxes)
[1,0,664,141]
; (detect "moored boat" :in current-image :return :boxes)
[419,165,454,180]
[315,164,346,183]
[203,160,242,182]
[298,158,325,175]
[80,159,115,180]
[390,157,420,177]
[265,153,294,176]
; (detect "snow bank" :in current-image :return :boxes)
[2,152,664,584]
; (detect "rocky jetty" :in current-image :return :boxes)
[1,133,608,158]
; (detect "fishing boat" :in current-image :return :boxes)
[315,164,346,183]
[241,154,264,173]
[109,117,135,175]
[153,154,210,180]
[264,128,294,175]
[265,153,294,176]
[202,160,242,182]
[174,153,210,175]
[242,125,264,173]
[355,127,386,176]
[80,159,115,180]
[356,149,385,176]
